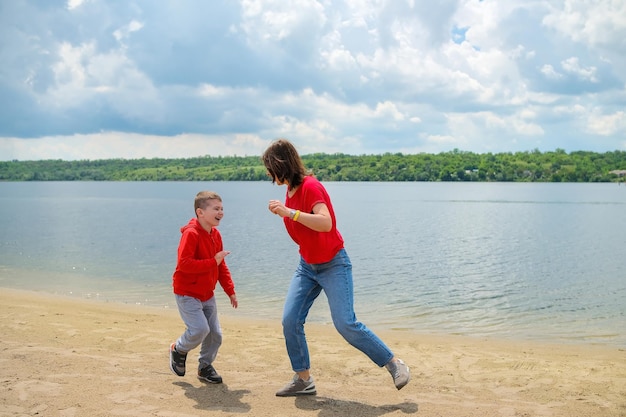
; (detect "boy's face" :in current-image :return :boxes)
[197,199,224,229]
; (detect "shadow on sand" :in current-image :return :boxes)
[295,396,419,416]
[174,381,251,413]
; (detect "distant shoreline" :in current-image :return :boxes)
[2,149,626,182]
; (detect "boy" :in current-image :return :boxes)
[170,191,238,384]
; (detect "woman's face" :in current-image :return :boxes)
[267,170,287,186]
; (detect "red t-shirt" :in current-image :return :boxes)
[284,176,344,264]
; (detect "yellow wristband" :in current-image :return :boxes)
[293,210,301,222]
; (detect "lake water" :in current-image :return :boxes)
[0,181,624,347]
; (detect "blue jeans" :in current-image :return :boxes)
[282,249,394,372]
[175,294,222,370]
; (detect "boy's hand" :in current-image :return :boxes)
[229,294,238,309]
[215,250,231,265]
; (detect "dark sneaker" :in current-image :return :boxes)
[275,375,316,397]
[169,343,187,377]
[386,359,410,390]
[198,365,223,384]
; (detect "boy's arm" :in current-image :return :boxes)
[213,229,236,306]
[217,260,235,297]
[228,293,238,308]
[216,257,237,308]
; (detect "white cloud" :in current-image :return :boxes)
[587,110,626,136]
[374,101,405,121]
[561,57,598,82]
[67,0,85,10]
[0,0,625,160]
[113,20,144,44]
[239,0,326,44]
[541,64,562,79]
[0,132,270,161]
[543,0,626,51]
[444,109,545,152]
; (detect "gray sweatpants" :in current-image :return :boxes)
[174,294,222,370]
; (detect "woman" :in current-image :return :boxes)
[263,138,410,397]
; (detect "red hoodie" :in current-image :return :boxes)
[172,218,235,302]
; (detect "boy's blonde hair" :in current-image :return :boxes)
[194,191,222,214]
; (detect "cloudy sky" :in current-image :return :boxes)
[1,0,625,161]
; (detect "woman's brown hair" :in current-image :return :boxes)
[262,139,308,188]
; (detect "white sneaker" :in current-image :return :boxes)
[275,374,317,397]
[386,359,410,390]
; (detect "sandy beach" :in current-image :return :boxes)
[0,288,624,417]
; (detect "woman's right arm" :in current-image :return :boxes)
[293,202,332,232]
[268,200,332,232]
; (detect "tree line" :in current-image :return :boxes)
[1,149,625,182]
